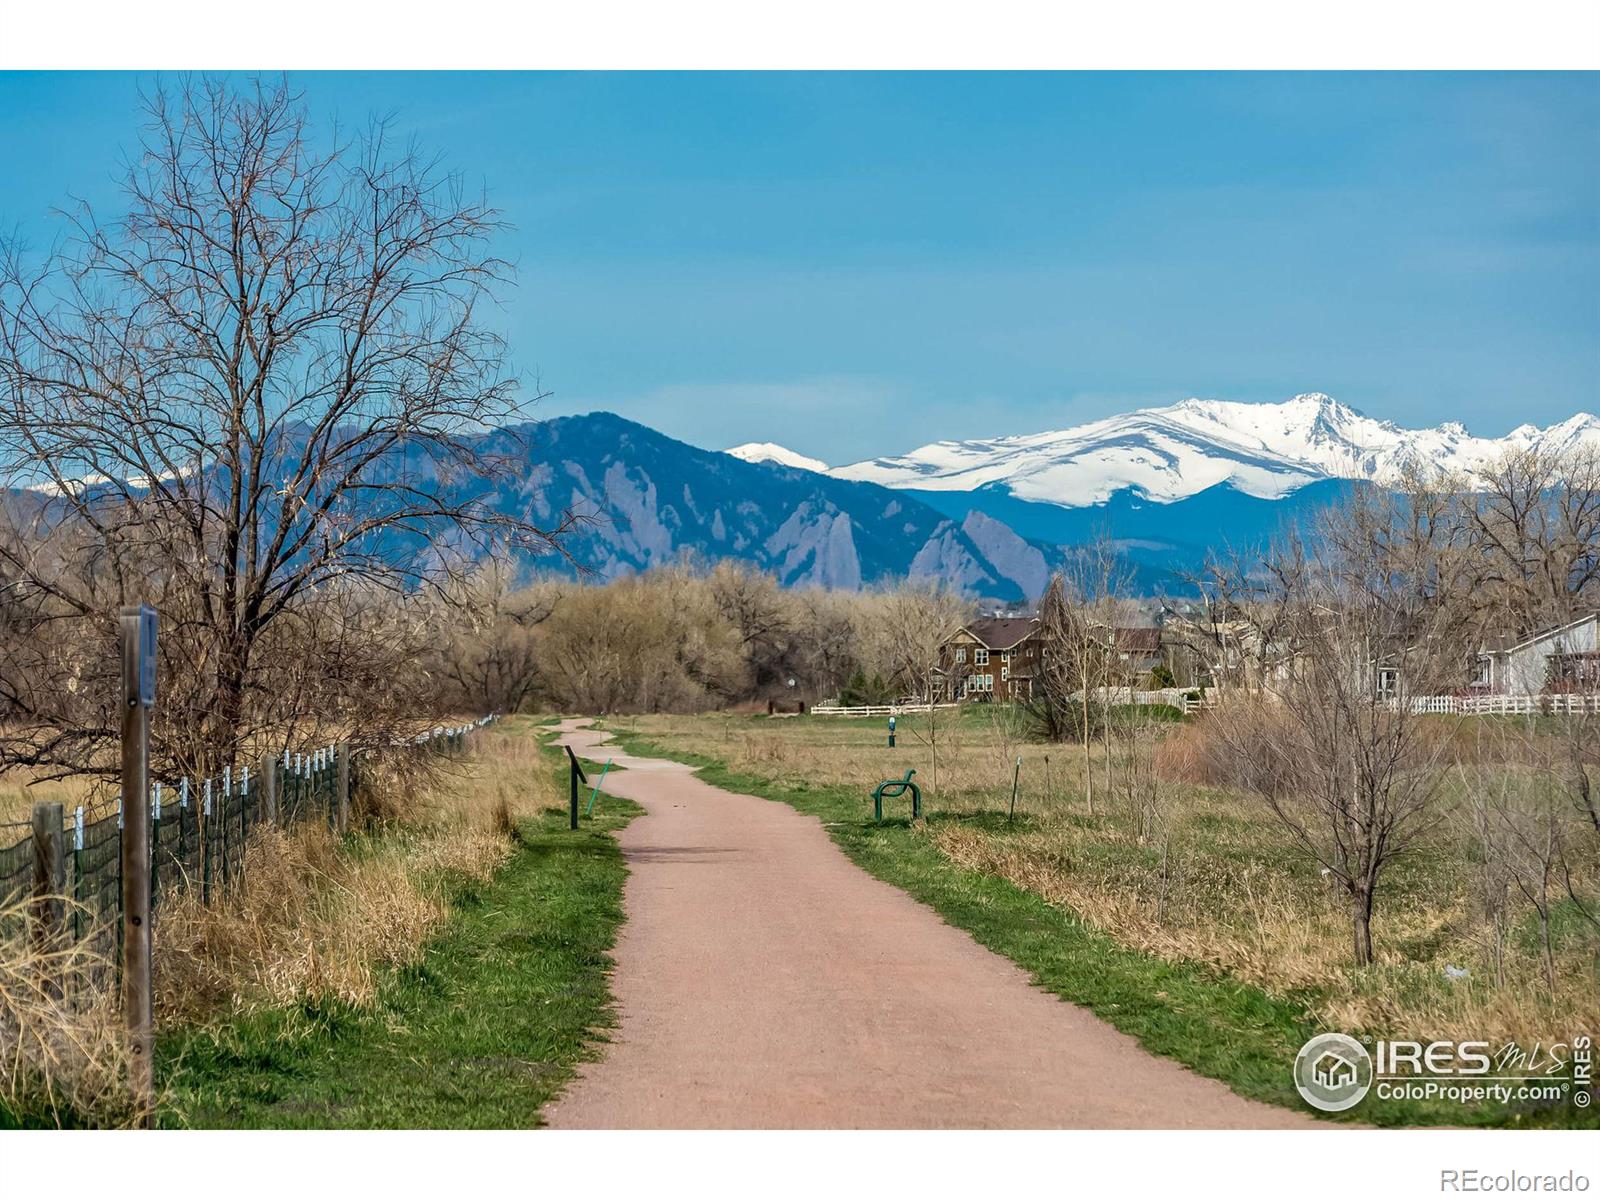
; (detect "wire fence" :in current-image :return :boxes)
[0,718,495,953]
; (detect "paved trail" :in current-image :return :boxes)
[545,719,1316,1129]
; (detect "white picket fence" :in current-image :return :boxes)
[1394,693,1600,716]
[810,689,1214,717]
[1087,687,1213,714]
[808,703,960,717]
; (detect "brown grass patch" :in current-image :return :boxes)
[0,900,151,1127]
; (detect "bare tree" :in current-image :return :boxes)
[1463,445,1600,637]
[433,567,557,714]
[1204,525,1465,967]
[0,78,570,778]
[1023,539,1126,817]
[857,582,968,800]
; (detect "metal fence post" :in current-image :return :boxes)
[150,783,161,908]
[71,805,84,944]
[202,779,212,905]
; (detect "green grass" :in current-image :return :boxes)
[604,723,1596,1129]
[158,756,641,1128]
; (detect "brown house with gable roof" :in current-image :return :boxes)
[937,617,1043,702]
[936,617,1169,703]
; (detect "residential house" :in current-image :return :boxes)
[938,617,1042,702]
[1109,626,1163,676]
[936,618,1166,703]
[1475,613,1600,695]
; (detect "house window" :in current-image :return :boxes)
[974,648,989,666]
[1001,650,1011,663]
[1549,652,1600,691]
[955,647,966,664]
[1471,656,1492,688]
[1375,667,1399,697]
[1001,667,1009,681]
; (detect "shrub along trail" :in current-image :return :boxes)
[547,719,1317,1129]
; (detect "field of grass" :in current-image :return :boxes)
[603,708,1599,1128]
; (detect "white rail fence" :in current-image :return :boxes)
[808,703,961,717]
[810,689,1215,717]
[1392,693,1600,716]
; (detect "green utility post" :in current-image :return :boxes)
[887,714,896,748]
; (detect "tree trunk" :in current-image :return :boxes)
[1352,887,1375,967]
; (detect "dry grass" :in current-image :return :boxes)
[620,709,1600,1049]
[1,720,553,1124]
[0,901,151,1127]
[154,722,550,1025]
[0,772,101,828]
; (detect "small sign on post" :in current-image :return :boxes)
[118,603,157,1118]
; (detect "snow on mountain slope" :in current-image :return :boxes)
[829,394,1600,508]
[725,442,830,474]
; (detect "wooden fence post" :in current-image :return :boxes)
[118,603,156,1115]
[31,802,65,976]
[260,754,278,825]
[335,742,350,835]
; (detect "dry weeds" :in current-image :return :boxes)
[0,900,151,1127]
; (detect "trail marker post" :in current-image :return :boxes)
[888,715,896,749]
[565,745,587,830]
[119,603,157,1116]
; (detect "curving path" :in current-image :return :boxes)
[545,718,1318,1129]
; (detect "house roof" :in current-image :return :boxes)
[962,617,1039,650]
[1496,611,1600,656]
[1114,627,1161,653]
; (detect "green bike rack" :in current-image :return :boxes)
[872,768,922,822]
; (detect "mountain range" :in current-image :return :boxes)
[14,395,1595,604]
[729,392,1600,506]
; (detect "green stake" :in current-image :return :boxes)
[585,758,612,816]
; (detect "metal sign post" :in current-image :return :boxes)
[119,604,157,1115]
[888,714,896,749]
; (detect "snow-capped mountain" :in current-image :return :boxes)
[725,442,830,474]
[822,394,1600,508]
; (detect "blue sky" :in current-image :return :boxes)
[0,71,1594,462]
